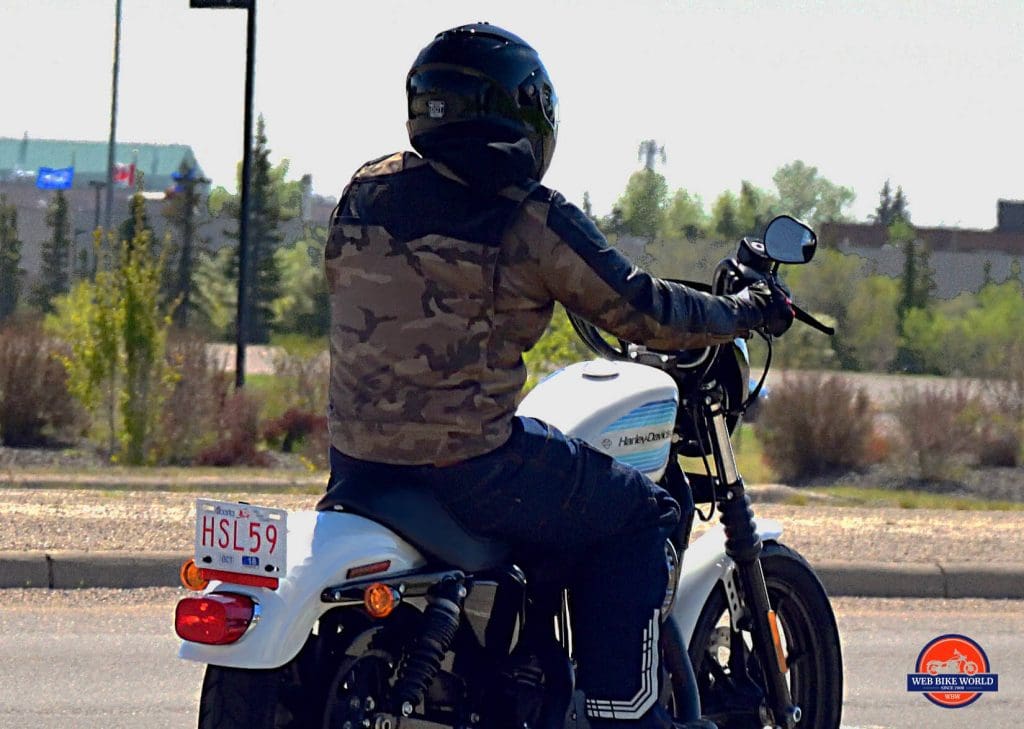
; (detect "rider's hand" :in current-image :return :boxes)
[738,279,794,337]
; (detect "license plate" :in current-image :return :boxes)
[194,498,288,578]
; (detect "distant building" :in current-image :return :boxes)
[0,135,207,278]
[0,134,204,193]
[820,202,1024,298]
[0,135,336,281]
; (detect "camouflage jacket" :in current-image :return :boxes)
[326,151,764,465]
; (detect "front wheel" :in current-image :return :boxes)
[687,542,843,729]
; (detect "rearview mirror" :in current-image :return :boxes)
[763,215,817,264]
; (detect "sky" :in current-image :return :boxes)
[2,0,1023,229]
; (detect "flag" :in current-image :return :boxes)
[36,167,74,190]
[171,166,197,193]
[113,162,136,186]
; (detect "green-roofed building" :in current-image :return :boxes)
[0,134,204,191]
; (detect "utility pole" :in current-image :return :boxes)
[637,139,667,172]
[89,180,106,231]
[191,0,256,388]
[104,0,123,233]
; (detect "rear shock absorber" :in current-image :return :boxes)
[393,576,467,715]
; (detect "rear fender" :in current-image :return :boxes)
[178,510,427,669]
[671,518,783,643]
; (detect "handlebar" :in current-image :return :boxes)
[792,302,835,336]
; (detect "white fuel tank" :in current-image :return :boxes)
[517,359,679,481]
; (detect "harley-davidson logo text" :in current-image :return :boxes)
[618,430,672,448]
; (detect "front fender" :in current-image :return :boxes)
[671,518,783,644]
[178,510,426,669]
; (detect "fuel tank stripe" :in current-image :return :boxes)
[605,400,677,430]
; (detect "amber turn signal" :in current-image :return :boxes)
[180,558,210,591]
[364,582,399,618]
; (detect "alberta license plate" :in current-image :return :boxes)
[194,498,288,578]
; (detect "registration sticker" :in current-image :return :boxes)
[194,499,288,578]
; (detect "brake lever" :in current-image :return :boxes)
[791,302,835,336]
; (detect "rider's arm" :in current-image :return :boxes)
[516,189,764,350]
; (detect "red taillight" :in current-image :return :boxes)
[175,593,255,645]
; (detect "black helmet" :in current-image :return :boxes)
[407,23,558,181]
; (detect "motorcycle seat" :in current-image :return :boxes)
[327,482,512,573]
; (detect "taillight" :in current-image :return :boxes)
[175,593,255,645]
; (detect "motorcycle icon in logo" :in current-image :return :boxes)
[926,649,978,676]
[906,634,999,708]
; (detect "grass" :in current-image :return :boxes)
[793,486,1024,511]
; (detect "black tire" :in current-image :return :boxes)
[198,664,289,729]
[686,542,843,729]
[197,609,376,728]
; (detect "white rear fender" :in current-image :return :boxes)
[672,518,783,644]
[178,510,427,669]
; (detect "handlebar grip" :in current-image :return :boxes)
[791,303,835,336]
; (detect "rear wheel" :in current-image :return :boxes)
[197,609,375,728]
[198,664,291,729]
[687,543,843,729]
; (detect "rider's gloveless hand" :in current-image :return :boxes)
[737,279,794,337]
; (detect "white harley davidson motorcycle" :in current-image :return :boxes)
[175,215,843,729]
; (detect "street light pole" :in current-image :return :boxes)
[104,0,123,233]
[234,0,256,389]
[191,0,256,388]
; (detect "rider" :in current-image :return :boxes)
[319,23,793,729]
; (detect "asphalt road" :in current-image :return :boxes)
[0,590,1020,729]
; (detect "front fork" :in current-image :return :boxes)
[705,397,801,729]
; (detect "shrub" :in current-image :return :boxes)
[156,333,233,465]
[263,407,329,469]
[892,381,976,480]
[757,372,876,481]
[0,318,81,446]
[960,381,1022,468]
[272,347,329,416]
[972,417,1021,467]
[196,390,271,467]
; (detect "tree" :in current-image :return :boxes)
[660,188,707,241]
[118,189,153,248]
[782,247,863,323]
[0,195,24,320]
[893,220,934,321]
[842,275,900,371]
[736,181,778,238]
[192,247,237,338]
[163,161,209,328]
[892,185,910,223]
[615,169,669,239]
[772,160,855,228]
[709,190,741,241]
[48,220,174,464]
[272,228,330,337]
[871,179,910,226]
[216,116,290,343]
[30,191,72,313]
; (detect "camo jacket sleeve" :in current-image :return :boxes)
[508,188,765,351]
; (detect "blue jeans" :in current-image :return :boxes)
[325,416,685,728]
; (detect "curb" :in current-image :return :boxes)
[0,552,1022,599]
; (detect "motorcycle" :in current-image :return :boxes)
[175,214,844,729]
[927,650,978,675]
